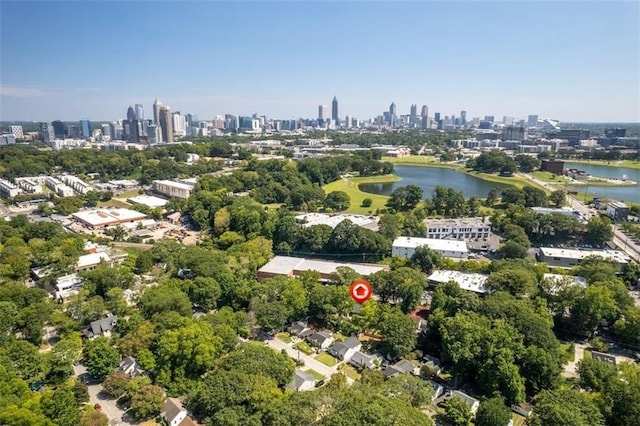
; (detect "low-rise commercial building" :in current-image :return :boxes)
[538,247,630,269]
[294,213,379,230]
[606,202,630,221]
[424,217,491,240]
[127,194,168,208]
[257,256,388,281]
[392,237,468,259]
[72,208,147,229]
[427,270,490,294]
[152,179,194,199]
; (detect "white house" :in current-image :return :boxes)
[326,336,362,361]
[161,398,187,426]
[392,237,468,259]
[286,370,316,392]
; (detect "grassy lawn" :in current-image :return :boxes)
[583,349,592,360]
[532,170,570,184]
[559,342,576,363]
[340,364,361,380]
[294,341,314,355]
[333,333,346,342]
[382,155,460,167]
[276,332,292,344]
[97,199,131,208]
[315,352,337,367]
[303,369,326,381]
[322,174,400,214]
[465,170,550,193]
[115,188,143,198]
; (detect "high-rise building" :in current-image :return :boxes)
[389,102,397,127]
[345,115,352,129]
[159,105,173,143]
[9,125,24,139]
[421,105,429,117]
[153,98,163,125]
[527,115,539,127]
[503,116,514,126]
[318,105,328,120]
[51,120,67,139]
[484,116,495,123]
[40,122,55,143]
[460,111,467,125]
[147,124,162,144]
[125,106,140,143]
[173,113,187,137]
[100,124,110,139]
[134,104,146,136]
[331,96,339,124]
[80,119,91,138]
[410,104,417,119]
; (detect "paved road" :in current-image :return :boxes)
[265,338,353,384]
[73,364,133,426]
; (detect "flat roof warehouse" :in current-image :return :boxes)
[72,208,147,229]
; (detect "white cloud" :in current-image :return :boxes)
[0,85,47,97]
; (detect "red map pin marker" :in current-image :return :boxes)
[350,280,372,304]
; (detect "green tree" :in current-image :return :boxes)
[586,216,614,243]
[324,191,351,211]
[410,246,443,274]
[475,396,511,426]
[139,282,192,318]
[498,240,529,259]
[188,276,222,311]
[378,306,417,358]
[387,185,423,211]
[83,338,119,381]
[362,198,373,208]
[103,371,130,398]
[129,384,164,421]
[549,190,566,207]
[78,409,108,426]
[442,397,472,426]
[40,386,81,426]
[526,388,604,426]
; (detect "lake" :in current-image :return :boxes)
[359,166,512,199]
[564,162,640,203]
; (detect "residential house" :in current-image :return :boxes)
[430,381,444,402]
[327,336,361,361]
[286,370,316,392]
[422,354,442,376]
[452,390,480,415]
[82,315,117,339]
[348,351,377,370]
[162,398,187,426]
[306,330,333,350]
[383,359,418,378]
[119,356,144,377]
[287,321,311,339]
[512,402,533,418]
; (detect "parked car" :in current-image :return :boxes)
[94,404,102,411]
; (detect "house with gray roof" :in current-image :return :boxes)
[327,336,362,361]
[82,315,117,339]
[286,370,316,392]
[287,321,311,338]
[383,359,418,378]
[306,330,333,350]
[348,351,377,370]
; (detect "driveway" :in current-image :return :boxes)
[265,337,353,384]
[562,342,587,378]
[73,364,134,426]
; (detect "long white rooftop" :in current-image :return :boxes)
[428,270,490,294]
[392,237,468,252]
[540,247,630,263]
[259,255,387,278]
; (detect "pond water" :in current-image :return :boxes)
[564,162,640,203]
[359,166,512,199]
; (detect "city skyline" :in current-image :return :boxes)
[1,1,639,122]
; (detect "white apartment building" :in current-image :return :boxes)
[424,217,491,240]
[392,237,468,259]
[0,178,21,197]
[55,274,84,299]
[9,125,24,139]
[45,177,75,197]
[152,179,194,199]
[14,178,43,194]
[59,175,91,194]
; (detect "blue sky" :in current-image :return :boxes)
[1,1,638,122]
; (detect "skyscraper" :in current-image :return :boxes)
[80,119,91,138]
[153,98,162,125]
[410,104,417,126]
[159,105,173,143]
[389,102,396,127]
[331,96,339,124]
[40,122,55,143]
[125,106,140,143]
[527,115,539,127]
[460,111,467,125]
[421,105,429,117]
[318,105,328,120]
[135,104,146,136]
